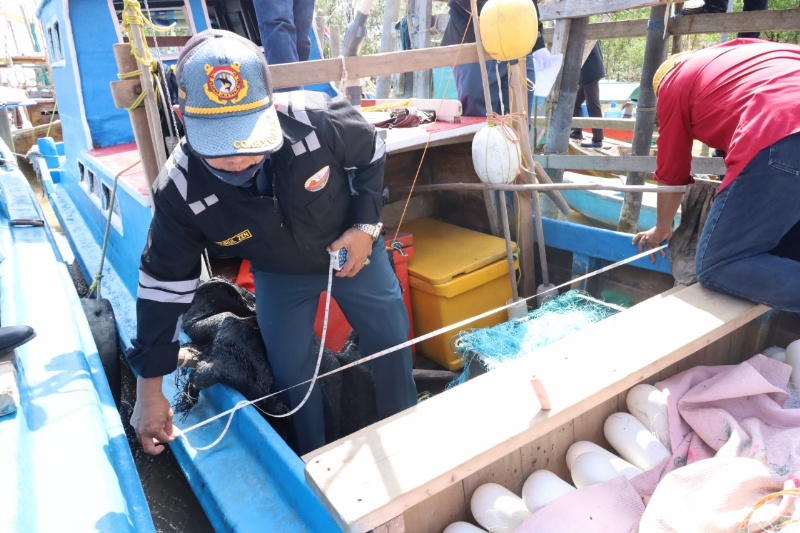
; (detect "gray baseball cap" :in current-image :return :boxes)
[176,29,283,157]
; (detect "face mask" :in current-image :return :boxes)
[201,157,266,187]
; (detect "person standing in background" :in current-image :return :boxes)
[678,0,768,39]
[252,0,316,66]
[570,42,606,148]
[440,0,552,117]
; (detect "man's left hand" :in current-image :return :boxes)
[328,228,374,277]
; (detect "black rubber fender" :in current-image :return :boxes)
[81,298,121,405]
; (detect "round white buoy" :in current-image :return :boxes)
[785,339,800,388]
[521,469,576,512]
[470,483,530,533]
[565,440,643,480]
[472,123,521,185]
[604,412,670,471]
[442,521,488,533]
[569,451,620,488]
[762,346,786,362]
[626,384,671,450]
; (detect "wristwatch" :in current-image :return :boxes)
[353,222,384,243]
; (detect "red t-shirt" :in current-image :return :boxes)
[655,39,800,192]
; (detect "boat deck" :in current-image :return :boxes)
[0,142,153,532]
[87,142,149,196]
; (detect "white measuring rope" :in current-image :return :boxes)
[177,243,668,449]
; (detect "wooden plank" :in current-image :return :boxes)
[534,116,636,130]
[304,285,768,533]
[540,9,800,41]
[668,8,800,35]
[538,0,662,20]
[269,44,480,90]
[109,79,142,109]
[372,515,405,533]
[533,154,727,175]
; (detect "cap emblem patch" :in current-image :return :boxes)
[204,62,248,105]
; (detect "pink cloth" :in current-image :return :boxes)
[644,353,800,494]
[515,476,645,533]
[516,354,800,532]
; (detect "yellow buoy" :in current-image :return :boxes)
[472,123,521,184]
[479,0,539,62]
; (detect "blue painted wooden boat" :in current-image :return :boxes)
[560,172,681,233]
[27,1,678,531]
[0,137,153,532]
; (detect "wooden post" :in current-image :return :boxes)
[409,0,431,99]
[671,3,684,54]
[121,4,168,183]
[330,26,341,58]
[508,63,538,296]
[376,0,400,97]
[617,5,668,234]
[540,17,588,218]
[0,109,14,154]
[111,44,161,188]
[315,10,326,58]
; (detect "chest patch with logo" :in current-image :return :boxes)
[216,229,253,247]
[304,166,331,192]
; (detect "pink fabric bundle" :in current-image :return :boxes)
[516,354,800,532]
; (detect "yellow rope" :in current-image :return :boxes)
[127,91,148,112]
[118,69,143,79]
[738,488,800,532]
[120,0,175,71]
[361,99,412,112]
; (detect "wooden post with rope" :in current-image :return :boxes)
[118,1,169,188]
[468,0,528,299]
[110,44,161,187]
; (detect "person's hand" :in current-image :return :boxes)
[328,227,374,278]
[632,226,673,263]
[131,376,177,455]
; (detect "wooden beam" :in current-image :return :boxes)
[123,36,191,48]
[533,116,637,130]
[304,285,768,533]
[540,8,800,41]
[109,79,142,109]
[269,44,480,90]
[0,55,47,66]
[538,0,662,20]
[533,154,727,175]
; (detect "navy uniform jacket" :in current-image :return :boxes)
[441,0,545,52]
[128,90,387,378]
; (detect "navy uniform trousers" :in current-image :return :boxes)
[253,237,417,455]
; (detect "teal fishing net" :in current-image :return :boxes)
[449,290,621,388]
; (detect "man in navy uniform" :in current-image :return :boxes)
[128,30,416,456]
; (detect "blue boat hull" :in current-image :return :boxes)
[0,140,153,532]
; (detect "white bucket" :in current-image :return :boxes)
[506,297,528,320]
[536,283,558,307]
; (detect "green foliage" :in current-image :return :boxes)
[312,0,799,85]
[601,1,800,81]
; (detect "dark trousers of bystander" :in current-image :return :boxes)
[572,80,603,143]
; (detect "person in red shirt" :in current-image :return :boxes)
[634,39,800,312]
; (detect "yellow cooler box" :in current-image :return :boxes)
[404,218,518,370]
